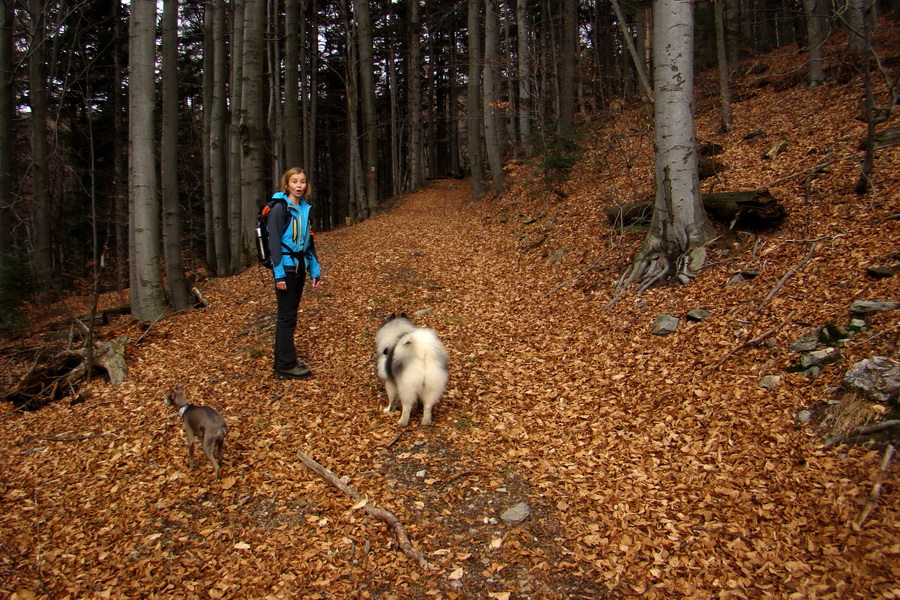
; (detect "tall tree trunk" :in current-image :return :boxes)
[407,0,424,191]
[483,0,504,196]
[340,0,363,220]
[226,0,245,275]
[267,0,283,179]
[0,0,12,263]
[725,0,740,77]
[129,0,168,322]
[387,4,401,196]
[516,0,532,155]
[355,0,378,216]
[284,0,302,168]
[161,0,191,310]
[847,0,876,55]
[202,0,216,272]
[467,0,485,201]
[618,0,714,295]
[113,0,128,291]
[210,0,228,274]
[715,0,733,133]
[802,0,826,85]
[609,0,653,101]
[29,0,52,295]
[558,0,577,135]
[240,0,266,270]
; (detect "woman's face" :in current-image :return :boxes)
[288,173,307,198]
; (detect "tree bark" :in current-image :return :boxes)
[129,0,168,322]
[355,0,379,216]
[609,0,653,101]
[227,0,245,275]
[284,0,302,169]
[558,0,577,133]
[161,0,191,311]
[239,0,267,271]
[29,0,52,295]
[802,0,826,85]
[715,0,733,133]
[467,0,485,201]
[0,0,12,263]
[516,0,532,155]
[483,0,504,196]
[202,1,216,272]
[209,0,229,275]
[407,0,424,191]
[618,0,714,294]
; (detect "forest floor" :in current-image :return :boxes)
[2,20,900,600]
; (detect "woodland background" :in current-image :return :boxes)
[0,0,896,325]
[1,0,900,599]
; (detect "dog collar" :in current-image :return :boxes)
[178,404,194,417]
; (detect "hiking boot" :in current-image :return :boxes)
[275,364,313,380]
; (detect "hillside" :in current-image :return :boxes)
[2,21,900,600]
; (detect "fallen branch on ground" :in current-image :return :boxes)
[824,419,900,448]
[857,444,895,526]
[757,242,817,313]
[703,311,795,378]
[297,449,433,570]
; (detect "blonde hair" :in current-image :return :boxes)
[280,167,312,198]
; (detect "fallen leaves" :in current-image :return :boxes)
[2,24,900,600]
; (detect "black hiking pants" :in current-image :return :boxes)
[274,268,306,371]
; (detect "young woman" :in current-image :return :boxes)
[267,167,321,379]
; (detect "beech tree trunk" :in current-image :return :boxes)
[619,0,714,294]
[161,0,190,310]
[407,0,424,191]
[715,0,733,133]
[284,0,302,169]
[0,1,11,263]
[610,0,653,101]
[29,0,52,293]
[226,0,245,274]
[802,0,826,85]
[516,0,532,155]
[467,0,485,201]
[483,0,504,196]
[240,0,266,270]
[355,0,378,216]
[129,0,168,322]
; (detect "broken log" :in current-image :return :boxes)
[606,190,786,230]
[2,336,129,409]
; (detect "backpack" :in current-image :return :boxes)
[255,197,300,269]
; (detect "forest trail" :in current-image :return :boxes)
[2,175,899,599]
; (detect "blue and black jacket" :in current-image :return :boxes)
[266,192,321,283]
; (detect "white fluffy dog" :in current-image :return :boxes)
[375,313,449,426]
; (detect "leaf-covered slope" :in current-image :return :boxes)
[2,22,900,600]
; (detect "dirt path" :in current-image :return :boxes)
[1,179,897,599]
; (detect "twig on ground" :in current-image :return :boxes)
[703,311,795,378]
[386,429,406,448]
[857,444,895,526]
[757,242,818,313]
[135,312,166,345]
[297,449,433,570]
[21,431,116,444]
